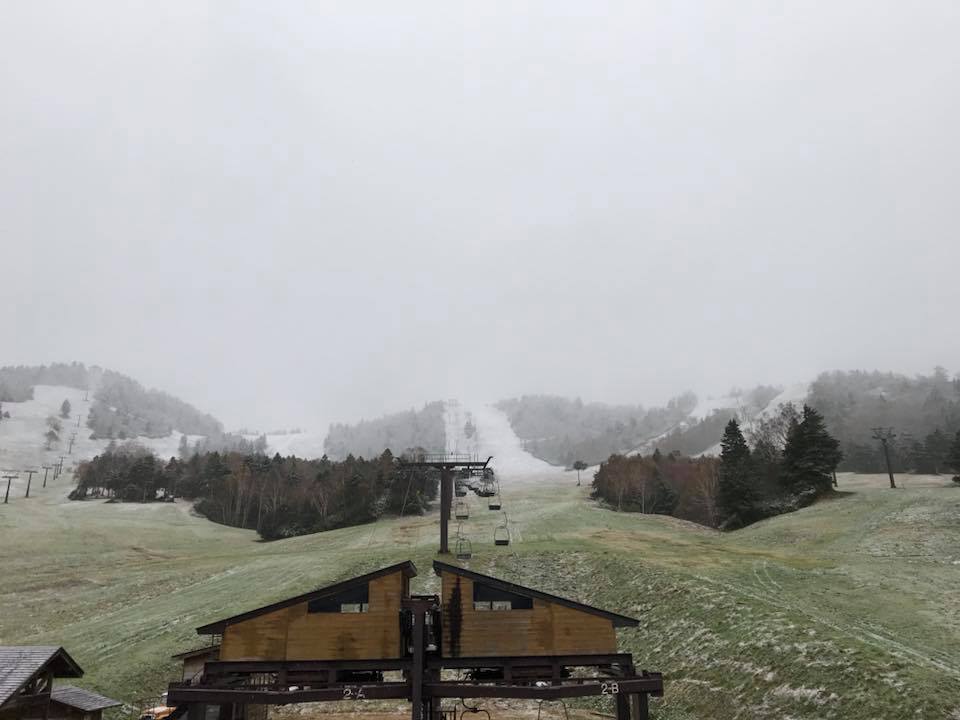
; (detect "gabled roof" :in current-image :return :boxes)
[196,561,418,634]
[433,561,639,628]
[171,645,220,661]
[51,686,122,712]
[0,646,84,709]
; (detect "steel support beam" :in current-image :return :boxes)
[424,677,663,700]
[168,683,410,705]
[439,467,452,554]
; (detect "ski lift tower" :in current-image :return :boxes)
[399,453,493,554]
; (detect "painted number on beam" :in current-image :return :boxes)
[600,682,620,695]
[343,686,366,700]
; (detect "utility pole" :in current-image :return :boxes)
[58,456,66,477]
[69,432,77,454]
[872,428,897,489]
[42,465,53,488]
[2,474,16,504]
[24,469,37,498]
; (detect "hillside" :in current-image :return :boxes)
[323,401,446,460]
[0,363,222,440]
[0,384,201,496]
[494,393,698,466]
[1,401,958,719]
[498,368,960,469]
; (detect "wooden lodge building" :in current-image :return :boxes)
[168,561,662,720]
[0,647,121,720]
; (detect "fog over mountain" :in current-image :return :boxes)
[3,2,959,431]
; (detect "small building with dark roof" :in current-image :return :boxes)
[195,561,418,662]
[433,560,638,658]
[169,561,661,720]
[50,687,122,720]
[0,646,120,720]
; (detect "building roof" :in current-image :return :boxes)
[51,686,122,712]
[171,645,220,661]
[0,646,84,710]
[196,560,418,634]
[433,561,639,628]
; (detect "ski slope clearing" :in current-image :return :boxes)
[2,465,959,719]
[259,430,327,458]
[0,385,200,495]
[444,400,559,481]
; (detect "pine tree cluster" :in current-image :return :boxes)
[716,405,842,529]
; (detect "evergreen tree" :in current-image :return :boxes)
[782,405,841,496]
[651,462,679,515]
[717,419,757,528]
[947,429,960,484]
[923,428,951,474]
[60,399,71,419]
[178,433,190,460]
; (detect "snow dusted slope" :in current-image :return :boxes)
[695,382,811,456]
[262,430,327,458]
[443,400,558,481]
[0,385,202,495]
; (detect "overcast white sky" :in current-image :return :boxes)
[2,2,959,431]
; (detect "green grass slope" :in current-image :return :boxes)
[1,472,958,719]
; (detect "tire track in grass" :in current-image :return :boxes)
[749,561,960,673]
[698,572,960,679]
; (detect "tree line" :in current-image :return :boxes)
[591,451,720,527]
[591,405,846,530]
[324,402,446,460]
[496,393,699,467]
[69,442,438,540]
[809,367,960,473]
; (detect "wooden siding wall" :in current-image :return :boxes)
[220,573,406,661]
[439,572,618,657]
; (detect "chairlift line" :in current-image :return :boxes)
[494,511,510,546]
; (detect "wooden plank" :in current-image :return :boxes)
[219,571,406,661]
[440,571,618,658]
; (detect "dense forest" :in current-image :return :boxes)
[0,362,222,439]
[592,405,845,530]
[88,368,221,438]
[808,368,960,473]
[0,362,89,401]
[324,402,446,460]
[70,442,438,540]
[591,452,720,527]
[495,393,698,466]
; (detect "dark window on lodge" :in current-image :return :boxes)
[472,582,533,611]
[307,585,370,613]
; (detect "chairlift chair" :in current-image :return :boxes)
[455,500,469,520]
[488,482,501,511]
[455,530,473,560]
[477,478,496,498]
[494,512,510,546]
[455,482,467,497]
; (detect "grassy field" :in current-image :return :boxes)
[1,468,959,719]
